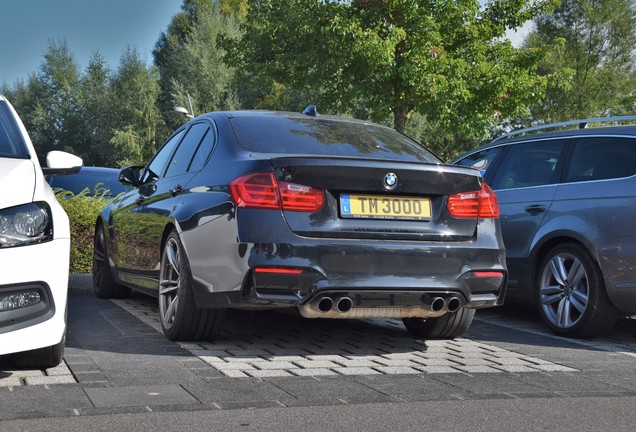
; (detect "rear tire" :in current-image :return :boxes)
[536,243,617,338]
[402,308,475,339]
[159,230,225,341]
[93,223,130,299]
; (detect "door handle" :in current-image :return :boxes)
[170,185,184,196]
[525,205,547,215]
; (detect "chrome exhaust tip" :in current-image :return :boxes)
[336,297,353,313]
[428,297,446,312]
[447,297,461,313]
[317,297,334,313]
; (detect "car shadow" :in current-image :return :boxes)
[469,302,636,351]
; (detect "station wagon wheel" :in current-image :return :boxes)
[92,223,130,299]
[159,230,225,341]
[536,243,617,338]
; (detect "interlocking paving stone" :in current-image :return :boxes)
[246,370,294,378]
[0,361,76,388]
[84,384,198,408]
[112,297,582,378]
[24,375,77,385]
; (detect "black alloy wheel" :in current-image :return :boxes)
[92,223,130,299]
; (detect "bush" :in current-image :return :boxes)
[55,188,115,273]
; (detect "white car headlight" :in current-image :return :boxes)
[0,202,53,248]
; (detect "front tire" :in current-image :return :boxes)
[93,223,130,299]
[402,308,475,339]
[11,335,65,369]
[536,243,617,338]
[159,230,225,341]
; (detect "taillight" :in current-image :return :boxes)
[447,183,500,218]
[230,172,325,212]
[230,172,280,209]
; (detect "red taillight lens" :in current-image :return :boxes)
[279,181,325,212]
[230,172,280,209]
[254,267,303,274]
[230,172,325,212]
[447,183,500,218]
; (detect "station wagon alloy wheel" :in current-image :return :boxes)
[537,243,617,338]
[539,251,589,329]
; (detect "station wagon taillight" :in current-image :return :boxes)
[230,172,325,212]
[447,183,500,218]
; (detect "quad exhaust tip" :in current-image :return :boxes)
[429,297,445,312]
[447,297,461,313]
[336,297,353,313]
[317,297,334,313]
[310,294,462,316]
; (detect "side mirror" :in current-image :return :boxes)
[118,166,144,187]
[42,150,83,175]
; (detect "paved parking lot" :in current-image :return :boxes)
[0,276,635,420]
[112,297,578,378]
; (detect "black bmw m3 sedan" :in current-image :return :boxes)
[92,109,507,341]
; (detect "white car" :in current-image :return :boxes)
[0,95,82,368]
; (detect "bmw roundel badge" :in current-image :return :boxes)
[383,172,398,190]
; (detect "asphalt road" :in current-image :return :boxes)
[1,275,634,430]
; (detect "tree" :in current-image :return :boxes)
[153,0,241,130]
[77,53,113,165]
[4,40,83,162]
[526,0,636,121]
[109,48,164,166]
[226,0,558,136]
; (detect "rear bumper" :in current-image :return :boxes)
[183,217,507,316]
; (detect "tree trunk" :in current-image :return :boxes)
[393,105,410,133]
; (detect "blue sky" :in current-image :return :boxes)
[1,0,183,85]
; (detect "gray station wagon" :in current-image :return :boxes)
[454,116,636,338]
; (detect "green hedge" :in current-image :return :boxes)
[55,189,115,273]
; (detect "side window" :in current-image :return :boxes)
[165,123,210,178]
[188,125,215,172]
[454,147,502,176]
[565,137,636,182]
[142,129,185,183]
[491,140,565,190]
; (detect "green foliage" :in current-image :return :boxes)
[109,48,165,166]
[154,1,242,130]
[526,0,636,121]
[226,0,559,138]
[5,40,82,161]
[54,188,115,273]
[5,42,166,168]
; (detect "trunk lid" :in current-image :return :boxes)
[269,156,482,241]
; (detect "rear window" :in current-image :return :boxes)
[0,100,29,159]
[230,116,441,163]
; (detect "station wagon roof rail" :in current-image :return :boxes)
[492,115,636,143]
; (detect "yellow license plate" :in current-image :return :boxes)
[340,194,431,220]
